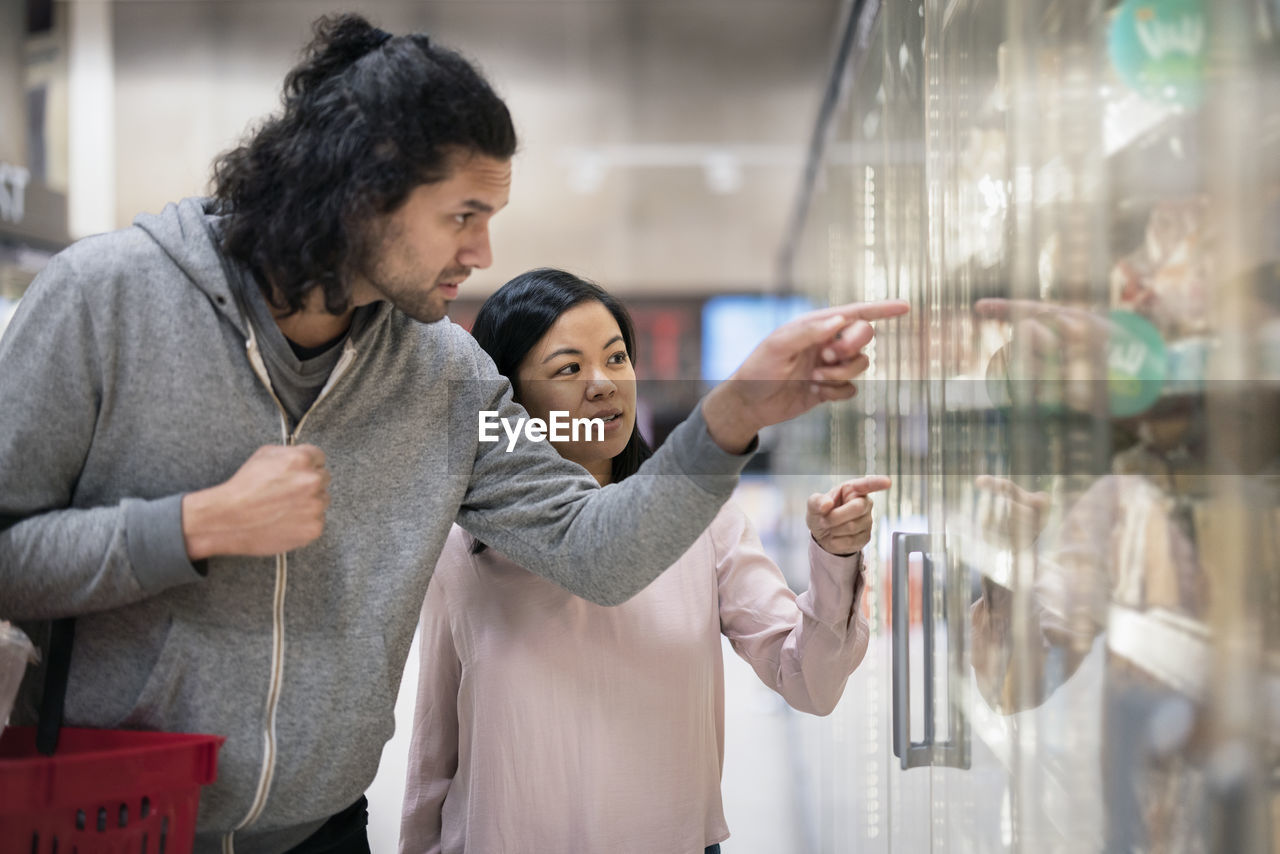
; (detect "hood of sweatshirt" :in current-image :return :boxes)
[133,197,249,336]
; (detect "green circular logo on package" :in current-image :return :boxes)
[1108,309,1167,417]
[1108,0,1207,108]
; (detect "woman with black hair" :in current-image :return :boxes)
[400,269,888,854]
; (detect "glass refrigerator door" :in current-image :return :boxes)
[787,0,1278,851]
[927,0,1118,849]
[878,0,941,848]
[926,0,1280,851]
[788,5,907,848]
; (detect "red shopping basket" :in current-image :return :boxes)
[0,619,225,854]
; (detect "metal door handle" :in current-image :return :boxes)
[892,531,969,770]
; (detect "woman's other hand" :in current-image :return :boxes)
[806,475,892,556]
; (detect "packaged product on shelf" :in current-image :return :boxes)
[1110,196,1212,338]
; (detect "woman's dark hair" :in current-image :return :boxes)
[471,267,654,485]
[212,14,517,315]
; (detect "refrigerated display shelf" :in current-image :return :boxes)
[1108,604,1280,747]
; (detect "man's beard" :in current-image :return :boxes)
[354,224,462,324]
[388,284,449,324]
[362,264,466,325]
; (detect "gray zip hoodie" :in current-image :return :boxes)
[0,198,750,853]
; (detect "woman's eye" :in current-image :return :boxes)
[453,213,472,226]
[555,363,579,376]
[608,352,629,365]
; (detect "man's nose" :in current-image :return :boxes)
[458,226,493,270]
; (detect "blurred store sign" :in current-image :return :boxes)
[0,163,66,250]
[0,163,30,225]
[701,294,814,382]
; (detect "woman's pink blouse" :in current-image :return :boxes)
[400,502,870,854]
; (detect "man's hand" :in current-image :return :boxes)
[806,475,892,556]
[702,300,910,453]
[182,444,332,560]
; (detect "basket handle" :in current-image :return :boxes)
[36,617,75,756]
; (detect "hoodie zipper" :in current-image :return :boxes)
[223,329,358,853]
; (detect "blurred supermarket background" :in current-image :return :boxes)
[3,0,1278,851]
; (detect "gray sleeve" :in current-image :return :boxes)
[0,256,202,621]
[124,495,208,587]
[454,368,753,606]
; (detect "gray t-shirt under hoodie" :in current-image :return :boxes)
[228,263,376,426]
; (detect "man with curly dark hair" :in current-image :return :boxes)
[0,13,906,853]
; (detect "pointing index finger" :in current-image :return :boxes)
[821,299,911,323]
[770,300,909,356]
[840,475,892,502]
